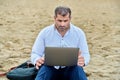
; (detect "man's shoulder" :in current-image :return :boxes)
[40,24,54,33]
[71,24,84,33]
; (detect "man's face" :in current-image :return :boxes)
[54,13,71,32]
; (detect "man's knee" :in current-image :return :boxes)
[69,66,87,80]
[35,66,54,80]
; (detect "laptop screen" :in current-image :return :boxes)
[44,47,79,66]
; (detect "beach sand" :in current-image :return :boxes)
[0,0,120,80]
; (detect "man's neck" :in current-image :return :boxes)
[55,25,70,37]
[58,30,67,37]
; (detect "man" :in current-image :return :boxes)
[31,6,90,80]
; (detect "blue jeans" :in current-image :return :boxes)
[35,65,88,80]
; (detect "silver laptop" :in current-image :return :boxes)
[44,47,79,66]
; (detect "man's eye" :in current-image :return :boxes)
[58,20,62,22]
[64,20,68,22]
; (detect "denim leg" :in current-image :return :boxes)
[35,65,87,80]
[63,66,88,80]
[35,65,57,80]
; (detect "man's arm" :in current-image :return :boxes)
[78,29,90,66]
[31,30,45,67]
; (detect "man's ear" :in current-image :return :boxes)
[70,16,71,20]
[54,16,56,19]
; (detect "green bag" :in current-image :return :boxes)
[6,60,38,80]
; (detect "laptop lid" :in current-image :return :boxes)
[44,47,79,66]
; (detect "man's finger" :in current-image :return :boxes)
[36,62,42,69]
[36,65,40,69]
[41,57,45,62]
[78,62,84,67]
[37,58,44,64]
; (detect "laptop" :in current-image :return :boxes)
[44,47,79,66]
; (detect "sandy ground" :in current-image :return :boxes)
[0,0,120,80]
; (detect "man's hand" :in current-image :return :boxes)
[77,51,85,67]
[35,57,44,69]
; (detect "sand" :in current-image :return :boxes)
[0,0,120,80]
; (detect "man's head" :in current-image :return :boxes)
[54,6,71,32]
[54,6,71,18]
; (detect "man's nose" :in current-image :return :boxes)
[61,22,65,26]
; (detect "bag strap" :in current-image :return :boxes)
[0,67,16,77]
[0,60,34,77]
[0,72,6,77]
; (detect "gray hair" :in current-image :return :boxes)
[54,6,71,17]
